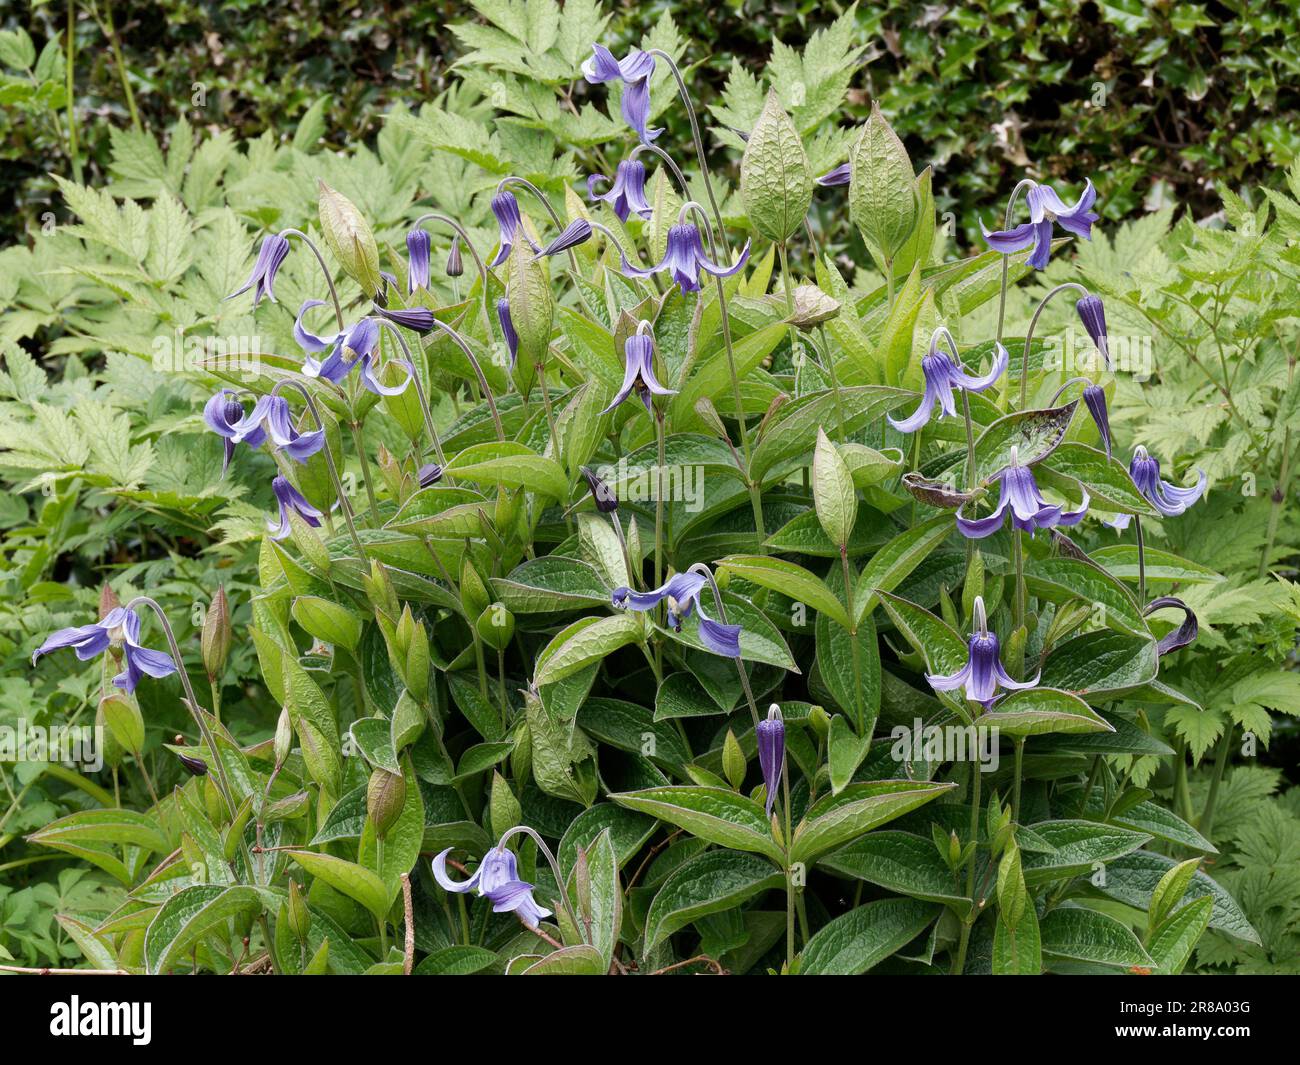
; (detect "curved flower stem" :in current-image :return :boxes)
[497,824,583,938]
[688,564,759,730]
[125,596,237,821]
[279,228,345,331]
[1019,281,1089,408]
[610,512,637,591]
[653,406,667,593]
[424,319,506,443]
[411,212,492,338]
[270,379,367,560]
[498,177,582,276]
[372,319,450,472]
[1011,737,1025,822]
[647,49,726,241]
[993,179,1035,348]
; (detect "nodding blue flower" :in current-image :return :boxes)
[207,391,324,465]
[621,223,751,294]
[406,228,431,293]
[535,219,593,259]
[1075,294,1109,368]
[294,305,411,396]
[204,389,265,474]
[889,342,1008,434]
[603,328,676,413]
[418,463,443,489]
[756,705,785,818]
[488,190,539,268]
[981,179,1099,270]
[1083,383,1112,458]
[589,158,653,222]
[1109,446,1207,530]
[268,474,324,541]
[225,233,290,306]
[580,465,618,513]
[432,846,551,929]
[582,44,661,144]
[497,297,519,368]
[33,606,177,694]
[925,596,1038,709]
[956,447,1090,538]
[816,163,851,187]
[611,571,742,658]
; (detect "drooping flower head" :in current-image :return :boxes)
[582,44,661,144]
[956,447,1090,539]
[756,705,785,818]
[1075,294,1109,369]
[1083,383,1112,458]
[406,228,431,293]
[1126,446,1207,519]
[535,219,594,259]
[611,570,741,658]
[488,189,540,268]
[33,606,177,694]
[888,339,1008,434]
[580,466,618,513]
[225,233,290,306]
[497,297,519,368]
[432,846,551,929]
[268,474,325,541]
[603,326,676,413]
[589,158,654,222]
[621,222,751,294]
[294,305,411,396]
[205,390,324,466]
[925,596,1038,709]
[981,179,1099,270]
[418,463,444,489]
[815,163,851,188]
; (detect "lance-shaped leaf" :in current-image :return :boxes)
[878,591,969,679]
[492,556,611,613]
[1023,556,1150,638]
[821,831,974,918]
[1147,895,1213,975]
[848,102,918,269]
[1039,442,1158,516]
[791,779,957,866]
[812,428,857,549]
[562,829,622,972]
[1041,630,1158,701]
[608,786,785,864]
[715,554,851,631]
[971,402,1077,485]
[144,885,263,974]
[317,180,381,295]
[800,897,939,975]
[288,850,391,920]
[1096,850,1259,944]
[533,613,644,687]
[643,850,785,950]
[978,688,1115,738]
[740,90,814,242]
[854,515,953,624]
[444,441,568,501]
[1039,907,1154,970]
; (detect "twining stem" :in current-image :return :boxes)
[410,211,493,337]
[647,49,726,240]
[497,824,583,939]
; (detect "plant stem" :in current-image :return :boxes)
[65,0,81,182]
[1012,738,1025,823]
[1134,515,1147,607]
[952,756,982,975]
[350,420,381,524]
[1019,281,1088,408]
[1199,724,1234,837]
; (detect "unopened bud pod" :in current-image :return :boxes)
[98,582,121,620]
[317,180,382,298]
[446,236,464,278]
[363,560,400,621]
[476,603,514,651]
[94,700,125,769]
[367,767,406,840]
[274,707,293,767]
[787,285,841,330]
[178,753,208,777]
[202,586,233,679]
[99,692,144,755]
[460,558,490,620]
[287,880,311,943]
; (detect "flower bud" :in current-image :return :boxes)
[201,586,233,679]
[98,583,121,620]
[580,466,618,513]
[446,236,464,278]
[363,560,400,622]
[99,692,144,755]
[178,753,208,777]
[787,285,841,330]
[367,767,407,840]
[287,879,311,943]
[274,706,293,767]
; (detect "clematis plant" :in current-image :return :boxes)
[925,596,1039,709]
[611,570,741,658]
[33,606,176,694]
[982,178,1100,270]
[956,447,1090,538]
[582,44,660,143]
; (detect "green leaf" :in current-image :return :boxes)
[1088,545,1223,586]
[1040,443,1158,516]
[854,515,954,623]
[1023,556,1149,638]
[716,554,850,631]
[740,89,813,242]
[533,613,644,686]
[287,850,391,920]
[816,607,880,736]
[1019,820,1151,884]
[812,428,857,548]
[979,688,1116,738]
[971,402,1077,485]
[848,102,917,268]
[792,779,956,866]
[1147,895,1213,975]
[800,897,939,975]
[609,785,784,864]
[643,849,784,950]
[144,885,262,974]
[1097,851,1259,944]
[519,944,606,975]
[564,828,621,972]
[492,555,611,612]
[1039,907,1153,969]
[1149,856,1202,933]
[414,945,498,975]
[291,595,363,652]
[558,803,658,872]
[820,831,972,918]
[1041,631,1158,701]
[28,808,169,854]
[446,441,568,500]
